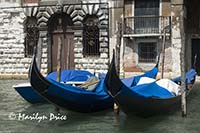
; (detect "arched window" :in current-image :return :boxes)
[24,17,39,57]
[83,15,100,56]
[47,13,73,33]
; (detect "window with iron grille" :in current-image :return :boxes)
[83,15,100,57]
[138,42,157,63]
[24,17,39,57]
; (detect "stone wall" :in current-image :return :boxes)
[171,1,184,75]
[123,37,172,72]
[0,4,32,76]
[0,2,110,78]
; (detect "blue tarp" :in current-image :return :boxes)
[45,78,113,112]
[122,66,158,87]
[130,82,175,99]
[46,70,94,82]
[121,69,196,99]
[172,69,197,84]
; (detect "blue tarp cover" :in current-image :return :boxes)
[46,70,94,82]
[121,69,196,99]
[172,69,197,84]
[122,66,158,87]
[130,82,175,99]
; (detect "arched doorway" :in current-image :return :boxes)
[48,13,74,72]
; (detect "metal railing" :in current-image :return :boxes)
[124,16,171,35]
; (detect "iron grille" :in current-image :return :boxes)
[138,42,157,63]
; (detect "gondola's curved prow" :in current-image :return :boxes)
[105,51,123,97]
[30,55,51,93]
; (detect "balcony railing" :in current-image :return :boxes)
[124,16,171,36]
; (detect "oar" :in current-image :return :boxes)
[78,80,100,88]
[192,54,197,69]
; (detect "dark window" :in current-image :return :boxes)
[135,0,159,16]
[24,17,39,57]
[138,42,157,63]
[83,15,100,56]
[48,13,73,33]
[134,0,159,34]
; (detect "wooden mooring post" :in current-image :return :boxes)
[180,4,187,117]
[56,36,62,82]
[161,22,166,79]
[180,34,187,117]
[114,22,122,114]
[55,36,62,112]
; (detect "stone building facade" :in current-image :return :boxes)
[119,0,200,77]
[0,0,110,78]
[121,0,177,78]
[0,0,199,78]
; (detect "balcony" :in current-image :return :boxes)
[124,16,171,37]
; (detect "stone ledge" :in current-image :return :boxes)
[0,74,28,79]
[0,72,47,79]
[124,72,181,79]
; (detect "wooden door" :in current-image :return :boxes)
[52,33,74,71]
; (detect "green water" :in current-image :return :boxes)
[0,80,200,133]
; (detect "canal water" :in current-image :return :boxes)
[0,80,200,133]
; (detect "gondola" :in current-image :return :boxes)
[29,55,114,113]
[105,52,197,116]
[13,68,95,104]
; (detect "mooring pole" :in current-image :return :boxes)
[116,22,122,76]
[180,2,187,117]
[180,31,186,117]
[161,23,166,79]
[114,22,122,114]
[55,36,62,112]
[56,36,62,82]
